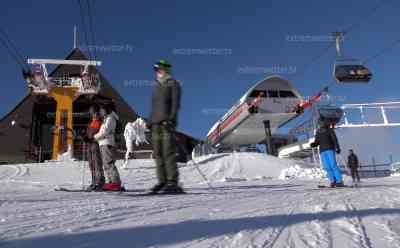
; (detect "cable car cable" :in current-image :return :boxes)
[0,28,29,72]
[292,43,335,82]
[341,0,390,35]
[0,35,24,70]
[362,37,400,64]
[0,29,26,68]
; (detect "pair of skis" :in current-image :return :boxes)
[54,187,187,196]
[317,185,349,189]
[317,182,360,188]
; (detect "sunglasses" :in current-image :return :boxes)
[154,66,166,73]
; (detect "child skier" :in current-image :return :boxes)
[84,105,105,191]
[94,105,122,191]
[122,118,149,169]
[311,122,344,188]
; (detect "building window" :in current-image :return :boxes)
[249,90,267,98]
[267,90,279,98]
[279,90,296,98]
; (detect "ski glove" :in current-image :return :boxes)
[336,148,341,154]
[146,122,152,130]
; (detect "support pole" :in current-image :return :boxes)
[73,25,77,49]
[360,106,366,124]
[343,108,349,126]
[334,32,344,57]
[263,120,274,155]
[38,146,42,163]
[381,106,388,125]
[50,87,79,160]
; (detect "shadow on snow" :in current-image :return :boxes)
[3,207,400,248]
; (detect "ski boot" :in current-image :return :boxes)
[93,183,105,191]
[335,182,345,187]
[103,182,122,191]
[86,184,96,192]
[161,183,185,194]
[150,183,166,194]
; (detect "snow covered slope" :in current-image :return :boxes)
[2,153,400,248]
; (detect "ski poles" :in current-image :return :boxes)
[191,158,214,190]
[336,154,350,185]
[81,141,86,190]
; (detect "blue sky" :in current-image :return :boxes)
[1,0,400,161]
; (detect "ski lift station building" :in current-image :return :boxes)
[0,48,197,164]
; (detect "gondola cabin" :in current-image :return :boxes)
[333,59,372,83]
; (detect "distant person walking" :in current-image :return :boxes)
[84,105,105,191]
[94,105,122,191]
[149,59,183,194]
[347,149,361,183]
[311,123,344,187]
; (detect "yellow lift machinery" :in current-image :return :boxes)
[24,58,102,160]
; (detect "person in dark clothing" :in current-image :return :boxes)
[84,105,105,191]
[310,122,344,187]
[347,149,361,183]
[149,59,183,194]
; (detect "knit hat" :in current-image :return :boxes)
[153,59,172,73]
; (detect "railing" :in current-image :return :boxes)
[338,163,391,178]
[25,144,52,163]
[28,75,101,95]
[73,142,87,161]
[49,75,101,94]
[26,58,103,95]
[338,102,400,128]
[288,119,314,138]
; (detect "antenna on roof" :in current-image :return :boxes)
[73,25,77,49]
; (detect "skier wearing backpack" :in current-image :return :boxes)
[84,104,105,191]
[94,104,122,191]
[148,59,183,194]
[310,122,344,188]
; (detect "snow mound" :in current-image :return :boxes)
[183,152,302,184]
[279,165,325,180]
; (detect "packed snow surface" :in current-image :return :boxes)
[1,152,400,248]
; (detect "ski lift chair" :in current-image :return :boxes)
[23,64,49,93]
[333,59,372,83]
